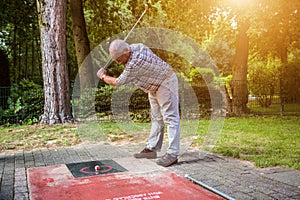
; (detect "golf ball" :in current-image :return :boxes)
[95,165,100,171]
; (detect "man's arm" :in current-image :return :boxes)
[102,75,118,86]
[97,68,119,86]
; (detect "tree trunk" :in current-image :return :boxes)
[31,27,35,78]
[25,40,28,79]
[18,42,21,82]
[70,0,94,92]
[231,19,250,115]
[37,0,72,125]
[279,34,288,116]
[13,23,17,83]
[35,37,43,79]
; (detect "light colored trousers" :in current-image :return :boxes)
[147,73,180,157]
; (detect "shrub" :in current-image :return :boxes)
[0,80,44,125]
[248,58,280,108]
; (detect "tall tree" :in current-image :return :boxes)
[0,0,42,84]
[221,0,257,115]
[249,0,300,110]
[70,0,94,91]
[37,0,72,124]
[231,16,250,115]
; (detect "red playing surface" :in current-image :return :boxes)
[27,164,224,200]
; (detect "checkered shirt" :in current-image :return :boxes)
[116,43,172,92]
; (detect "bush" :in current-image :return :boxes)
[248,58,280,108]
[95,85,114,113]
[129,89,150,122]
[95,86,150,121]
[0,80,44,125]
[75,85,150,122]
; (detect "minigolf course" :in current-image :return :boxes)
[27,157,225,200]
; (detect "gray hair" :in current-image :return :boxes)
[109,39,130,59]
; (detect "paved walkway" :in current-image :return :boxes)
[0,142,299,200]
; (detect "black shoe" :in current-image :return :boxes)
[134,148,157,159]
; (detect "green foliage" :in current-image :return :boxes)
[162,0,217,42]
[247,0,300,60]
[75,85,150,122]
[129,109,150,122]
[202,36,234,76]
[129,88,150,122]
[95,85,114,113]
[1,0,299,123]
[72,87,99,120]
[0,80,44,125]
[0,0,41,84]
[248,57,280,107]
[129,88,149,110]
[143,0,167,27]
[281,61,300,103]
[85,0,136,47]
[95,85,150,121]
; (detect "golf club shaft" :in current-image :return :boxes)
[124,4,148,42]
[103,4,148,70]
[103,58,113,69]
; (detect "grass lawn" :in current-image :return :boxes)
[248,101,300,116]
[0,124,81,151]
[206,116,300,170]
[0,116,299,170]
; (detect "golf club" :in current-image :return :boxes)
[103,4,149,70]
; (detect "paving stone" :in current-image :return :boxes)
[0,185,14,200]
[14,192,29,200]
[40,149,55,166]
[0,143,299,200]
[230,192,253,200]
[23,152,35,168]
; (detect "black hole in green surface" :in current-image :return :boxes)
[66,160,128,178]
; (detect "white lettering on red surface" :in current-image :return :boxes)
[105,191,163,200]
